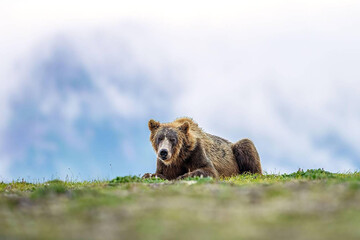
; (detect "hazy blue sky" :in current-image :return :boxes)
[1,1,360,181]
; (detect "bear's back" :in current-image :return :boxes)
[202,133,240,177]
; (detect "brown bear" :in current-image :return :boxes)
[142,117,262,180]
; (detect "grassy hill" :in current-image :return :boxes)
[1,169,360,240]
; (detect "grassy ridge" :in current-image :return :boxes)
[1,169,360,240]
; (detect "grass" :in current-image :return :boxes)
[0,169,360,240]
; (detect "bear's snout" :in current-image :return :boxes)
[159,149,168,160]
[157,138,172,161]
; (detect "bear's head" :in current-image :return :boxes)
[148,119,192,165]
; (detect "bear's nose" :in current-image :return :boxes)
[159,149,168,159]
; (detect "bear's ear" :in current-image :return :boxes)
[178,121,190,134]
[148,119,160,131]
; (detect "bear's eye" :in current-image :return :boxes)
[170,138,176,143]
[157,136,164,142]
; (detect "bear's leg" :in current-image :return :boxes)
[232,138,262,174]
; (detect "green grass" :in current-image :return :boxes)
[0,169,360,240]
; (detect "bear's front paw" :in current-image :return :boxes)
[176,170,209,180]
[176,173,188,180]
[142,173,166,179]
[176,172,197,180]
[142,173,153,179]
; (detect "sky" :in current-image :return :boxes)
[0,0,359,181]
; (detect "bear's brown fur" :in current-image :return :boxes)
[142,117,262,180]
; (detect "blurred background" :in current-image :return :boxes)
[0,0,359,181]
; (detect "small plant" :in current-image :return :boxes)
[109,176,142,184]
[31,179,67,199]
[284,168,335,180]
